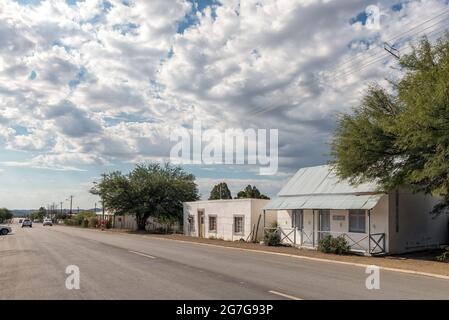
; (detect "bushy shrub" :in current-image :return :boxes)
[105,219,112,229]
[88,217,99,228]
[64,219,77,226]
[318,235,350,254]
[437,247,449,262]
[82,219,89,228]
[264,229,281,246]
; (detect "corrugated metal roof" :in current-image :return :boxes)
[277,165,378,197]
[264,194,383,210]
[265,165,384,211]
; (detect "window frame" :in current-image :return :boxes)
[188,215,195,233]
[292,209,303,230]
[233,215,245,235]
[348,209,366,233]
[208,215,217,233]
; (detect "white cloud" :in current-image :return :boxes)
[0,0,448,177]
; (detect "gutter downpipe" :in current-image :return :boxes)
[368,209,371,255]
[312,210,315,247]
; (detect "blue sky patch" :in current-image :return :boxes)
[177,0,221,34]
[13,125,30,136]
[29,70,37,80]
[68,66,87,89]
[113,22,139,36]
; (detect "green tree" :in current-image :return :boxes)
[91,162,199,230]
[235,185,270,199]
[208,182,232,200]
[30,207,47,221]
[331,35,449,214]
[0,208,13,223]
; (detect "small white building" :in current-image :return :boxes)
[183,199,275,241]
[264,165,449,255]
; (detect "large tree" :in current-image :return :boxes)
[331,35,449,214]
[30,207,47,221]
[0,208,13,223]
[91,162,199,230]
[236,185,270,199]
[208,182,232,200]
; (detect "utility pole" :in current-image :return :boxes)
[69,195,73,215]
[60,202,63,215]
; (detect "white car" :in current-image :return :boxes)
[0,225,12,235]
[21,219,32,228]
[43,218,53,226]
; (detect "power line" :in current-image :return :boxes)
[332,21,449,79]
[329,8,449,73]
[329,22,449,80]
[386,8,449,43]
[249,23,449,117]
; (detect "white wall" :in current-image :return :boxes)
[183,199,270,241]
[388,189,449,253]
[251,199,275,240]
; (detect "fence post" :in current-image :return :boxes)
[368,210,371,254]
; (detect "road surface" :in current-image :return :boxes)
[1,224,448,299]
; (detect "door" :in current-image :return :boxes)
[319,209,331,240]
[197,210,205,238]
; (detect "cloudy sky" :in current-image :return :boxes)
[0,0,448,209]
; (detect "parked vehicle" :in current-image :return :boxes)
[43,218,53,226]
[0,225,12,235]
[21,219,32,228]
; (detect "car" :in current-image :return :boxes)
[21,219,32,228]
[43,218,53,226]
[0,225,12,235]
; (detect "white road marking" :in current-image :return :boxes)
[269,290,303,300]
[129,250,156,259]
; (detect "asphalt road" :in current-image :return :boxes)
[1,224,448,300]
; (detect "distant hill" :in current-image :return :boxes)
[11,210,35,217]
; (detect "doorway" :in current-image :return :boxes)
[318,209,331,240]
[197,210,205,238]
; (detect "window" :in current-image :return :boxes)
[208,215,217,232]
[349,210,366,233]
[188,215,195,232]
[292,209,303,230]
[233,216,244,234]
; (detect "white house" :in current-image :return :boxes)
[183,199,275,241]
[264,165,449,255]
